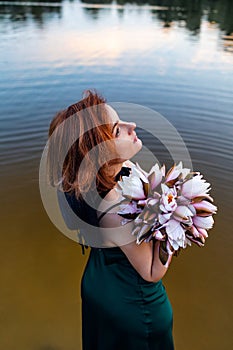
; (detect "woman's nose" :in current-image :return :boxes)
[128,122,136,134]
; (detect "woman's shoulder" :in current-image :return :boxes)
[97,187,121,217]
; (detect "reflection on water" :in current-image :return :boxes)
[0,2,62,27]
[1,0,233,35]
[0,0,233,349]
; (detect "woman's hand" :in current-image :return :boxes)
[157,240,174,268]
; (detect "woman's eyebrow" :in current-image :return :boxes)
[111,121,119,133]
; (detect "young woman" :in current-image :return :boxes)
[48,90,175,350]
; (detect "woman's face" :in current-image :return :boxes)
[106,105,142,160]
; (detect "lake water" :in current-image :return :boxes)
[0,1,233,349]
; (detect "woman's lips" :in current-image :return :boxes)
[134,135,138,143]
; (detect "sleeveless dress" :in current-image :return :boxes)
[63,167,175,350]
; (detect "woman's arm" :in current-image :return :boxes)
[98,190,173,283]
[120,238,173,283]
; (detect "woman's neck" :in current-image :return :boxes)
[114,162,124,175]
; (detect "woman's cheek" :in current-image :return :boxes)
[114,140,133,158]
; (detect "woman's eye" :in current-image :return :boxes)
[115,127,120,137]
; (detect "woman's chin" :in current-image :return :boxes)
[130,139,143,158]
[136,138,142,150]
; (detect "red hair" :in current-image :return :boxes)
[47,89,120,198]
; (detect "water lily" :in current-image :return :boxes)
[186,203,196,215]
[181,174,211,199]
[160,184,177,213]
[196,227,208,238]
[117,161,217,255]
[165,161,182,183]
[192,201,217,216]
[189,224,203,238]
[180,167,192,180]
[191,194,214,203]
[173,205,194,223]
[193,215,214,229]
[117,163,150,200]
[148,163,164,190]
[166,219,186,250]
[118,175,147,200]
[133,163,149,183]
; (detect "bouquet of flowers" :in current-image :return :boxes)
[116,162,217,263]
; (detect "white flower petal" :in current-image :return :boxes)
[118,176,146,200]
[166,219,186,244]
[132,164,149,183]
[193,215,214,229]
[187,204,196,215]
[161,183,170,194]
[180,167,191,179]
[181,175,211,199]
[165,161,182,182]
[173,205,194,222]
[148,163,163,190]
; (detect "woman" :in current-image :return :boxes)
[48,90,175,350]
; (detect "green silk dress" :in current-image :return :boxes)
[62,167,174,349]
[81,246,174,350]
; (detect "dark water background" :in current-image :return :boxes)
[0,0,233,349]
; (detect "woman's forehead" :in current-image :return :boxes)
[105,104,119,123]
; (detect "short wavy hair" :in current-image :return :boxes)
[47,89,120,198]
